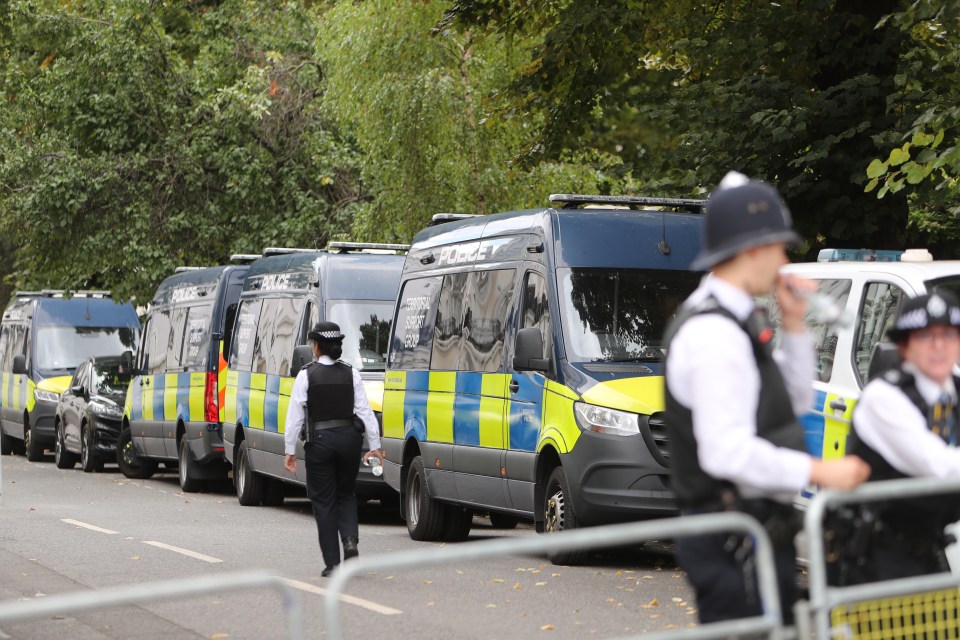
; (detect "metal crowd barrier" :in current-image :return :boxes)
[325,512,785,640]
[798,477,960,639]
[0,569,304,640]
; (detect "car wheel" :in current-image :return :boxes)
[441,505,473,542]
[25,421,44,462]
[178,437,204,493]
[543,466,587,566]
[235,440,264,506]
[261,477,285,506]
[116,427,158,479]
[489,512,520,529]
[80,423,99,473]
[405,455,447,541]
[54,421,76,469]
[0,426,13,456]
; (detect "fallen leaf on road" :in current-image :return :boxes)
[513,582,521,590]
[671,597,683,603]
[130,557,141,560]
[209,634,228,639]
[492,578,504,583]
[641,598,659,608]
[535,582,547,586]
[540,624,554,631]
[551,573,560,577]
[642,575,654,580]
[423,580,432,584]
[485,604,496,608]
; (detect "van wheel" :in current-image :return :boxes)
[405,456,447,541]
[489,513,520,529]
[441,506,473,542]
[261,477,285,506]
[54,422,76,469]
[543,466,587,566]
[235,440,263,506]
[25,421,44,462]
[117,427,158,479]
[0,427,13,455]
[178,437,204,493]
[80,423,99,473]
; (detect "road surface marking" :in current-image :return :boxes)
[281,578,402,615]
[61,519,119,535]
[142,541,223,563]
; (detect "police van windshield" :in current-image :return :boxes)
[35,326,138,374]
[326,300,392,371]
[559,268,700,363]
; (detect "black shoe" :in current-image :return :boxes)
[321,565,335,578]
[343,537,359,560]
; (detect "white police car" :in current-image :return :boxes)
[764,249,960,470]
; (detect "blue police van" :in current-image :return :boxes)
[0,291,140,461]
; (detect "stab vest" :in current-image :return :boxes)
[847,366,960,534]
[664,297,807,507]
[305,361,354,424]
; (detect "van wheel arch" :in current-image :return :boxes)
[398,438,422,522]
[534,447,561,533]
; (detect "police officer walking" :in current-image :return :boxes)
[837,291,960,584]
[284,321,384,577]
[664,172,870,623]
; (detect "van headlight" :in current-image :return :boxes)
[34,389,59,404]
[574,402,640,436]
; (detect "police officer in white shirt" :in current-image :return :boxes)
[839,292,960,584]
[664,172,870,623]
[283,321,384,577]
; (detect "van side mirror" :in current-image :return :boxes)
[291,344,314,377]
[514,327,549,373]
[12,354,26,375]
[71,384,86,397]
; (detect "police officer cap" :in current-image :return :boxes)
[887,291,960,343]
[691,172,801,271]
[308,321,345,342]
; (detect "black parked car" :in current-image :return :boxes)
[54,356,130,472]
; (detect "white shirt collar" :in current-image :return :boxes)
[902,361,957,405]
[316,355,336,365]
[686,273,755,322]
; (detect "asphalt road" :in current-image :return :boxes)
[0,453,696,640]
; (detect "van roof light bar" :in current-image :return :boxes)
[429,213,479,227]
[328,242,411,253]
[816,248,905,263]
[35,289,112,298]
[549,194,706,212]
[229,254,262,263]
[262,247,322,256]
[174,267,202,273]
[14,291,44,298]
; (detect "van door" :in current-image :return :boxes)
[505,270,552,513]
[133,311,172,456]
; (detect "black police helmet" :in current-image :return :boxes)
[691,172,801,271]
[887,292,960,343]
[308,321,345,343]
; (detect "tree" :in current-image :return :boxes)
[446,0,954,254]
[0,0,362,302]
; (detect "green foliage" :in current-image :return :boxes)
[0,0,362,302]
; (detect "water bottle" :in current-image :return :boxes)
[366,455,383,477]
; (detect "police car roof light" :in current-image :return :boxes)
[174,267,202,273]
[816,248,905,263]
[229,254,262,263]
[549,193,706,212]
[14,291,44,298]
[429,213,479,227]
[261,247,322,256]
[327,242,411,254]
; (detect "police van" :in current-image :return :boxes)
[120,263,250,491]
[768,248,960,471]
[222,243,407,506]
[381,194,705,564]
[0,291,140,461]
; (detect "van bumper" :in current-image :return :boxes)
[186,422,227,466]
[562,432,676,524]
[28,403,58,446]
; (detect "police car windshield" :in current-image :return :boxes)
[326,300,392,371]
[35,326,138,374]
[559,268,700,363]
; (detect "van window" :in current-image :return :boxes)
[251,299,277,374]
[268,297,301,376]
[35,326,139,374]
[142,311,172,375]
[459,269,515,373]
[327,301,393,371]
[389,276,443,370]
[559,268,699,362]
[855,282,904,385]
[184,305,212,369]
[167,306,189,370]
[432,273,468,371]
[230,300,262,372]
[0,326,8,369]
[521,271,553,376]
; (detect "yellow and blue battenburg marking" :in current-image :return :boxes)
[127,372,208,424]
[1,372,35,412]
[223,371,294,433]
[800,389,856,461]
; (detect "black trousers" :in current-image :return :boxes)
[675,532,797,625]
[304,425,363,568]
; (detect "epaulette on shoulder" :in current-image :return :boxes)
[882,367,904,385]
[302,361,319,371]
[689,296,721,316]
[336,359,353,368]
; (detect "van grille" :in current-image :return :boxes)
[646,412,669,466]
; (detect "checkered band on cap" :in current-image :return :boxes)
[316,330,342,339]
[888,291,960,341]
